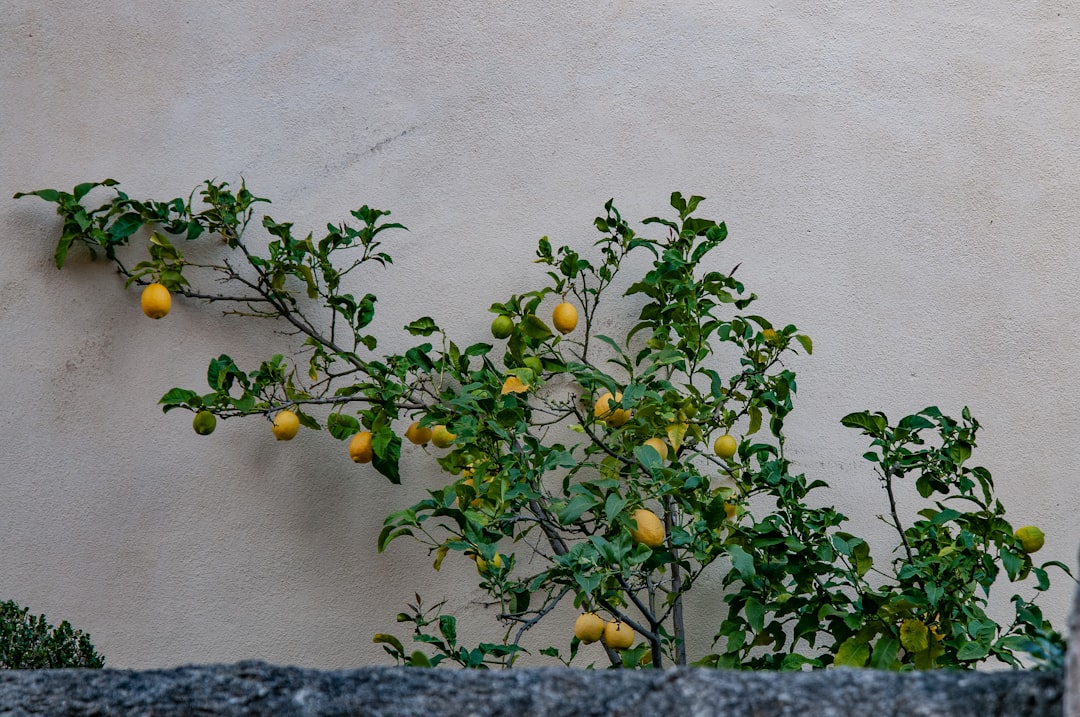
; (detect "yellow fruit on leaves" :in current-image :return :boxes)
[140,282,171,319]
[643,437,668,462]
[501,376,529,395]
[474,552,503,574]
[1015,525,1045,554]
[628,508,665,548]
[724,502,738,521]
[491,315,514,339]
[594,392,631,427]
[271,410,299,441]
[762,328,778,343]
[574,612,605,644]
[714,434,738,459]
[603,620,635,650]
[431,425,456,448]
[349,431,374,463]
[192,410,217,436]
[458,477,483,508]
[552,302,578,334]
[405,421,432,445]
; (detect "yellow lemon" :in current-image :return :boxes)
[140,282,171,319]
[501,376,529,395]
[271,410,299,441]
[574,612,605,644]
[192,410,217,436]
[628,508,665,548]
[405,421,432,445]
[1015,525,1045,553]
[643,437,668,462]
[603,620,635,650]
[724,502,738,521]
[714,434,738,459]
[431,425,456,449]
[491,315,514,339]
[762,328,778,343]
[552,302,579,334]
[594,392,631,427]
[348,431,374,463]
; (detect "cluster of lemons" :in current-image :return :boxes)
[573,612,635,650]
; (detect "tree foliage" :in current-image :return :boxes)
[16,180,1070,669]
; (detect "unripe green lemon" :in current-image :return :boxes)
[192,410,217,436]
[491,315,514,339]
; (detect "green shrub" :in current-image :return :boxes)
[0,600,104,669]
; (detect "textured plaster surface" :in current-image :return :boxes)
[2,1,1079,668]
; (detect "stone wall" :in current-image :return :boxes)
[0,661,1065,717]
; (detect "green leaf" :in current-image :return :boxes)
[745,597,765,632]
[747,406,762,436]
[869,635,899,669]
[327,413,361,441]
[377,525,414,553]
[633,444,662,469]
[780,653,818,671]
[438,615,457,645]
[405,317,439,336]
[726,544,756,579]
[557,494,597,525]
[73,182,100,200]
[520,314,553,341]
[372,633,405,655]
[158,387,198,413]
[957,640,990,661]
[795,334,813,355]
[899,619,929,652]
[372,429,402,484]
[103,214,142,244]
[840,411,887,437]
[604,493,627,523]
[897,414,935,431]
[834,638,870,667]
[54,233,76,269]
[355,294,377,329]
[14,187,61,202]
[407,650,432,667]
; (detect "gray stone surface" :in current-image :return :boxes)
[0,661,1063,717]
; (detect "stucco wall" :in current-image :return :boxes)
[2,1,1078,668]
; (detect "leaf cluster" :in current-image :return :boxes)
[0,600,104,669]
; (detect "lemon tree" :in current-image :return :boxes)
[17,180,1071,670]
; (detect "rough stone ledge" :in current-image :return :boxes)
[0,661,1063,717]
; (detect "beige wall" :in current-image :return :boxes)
[2,1,1079,668]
